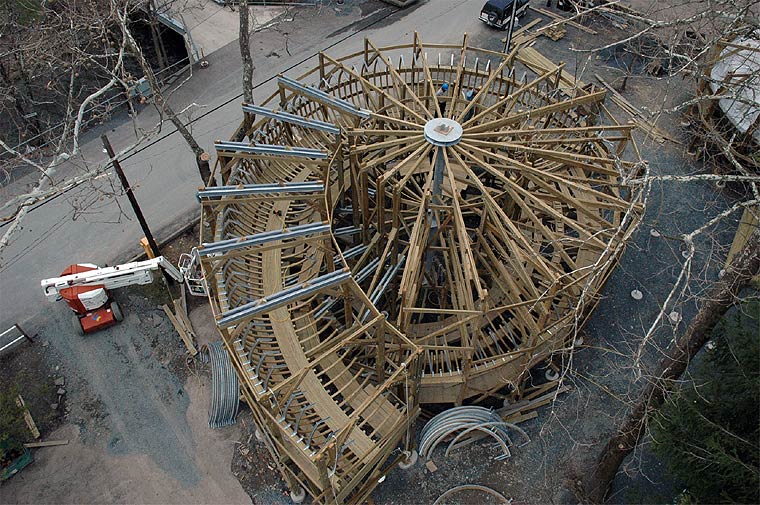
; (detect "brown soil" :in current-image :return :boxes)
[0,331,68,448]
[231,408,293,505]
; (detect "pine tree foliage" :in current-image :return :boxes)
[0,385,27,462]
[652,299,760,503]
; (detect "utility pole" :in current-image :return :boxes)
[102,134,176,288]
[101,134,162,260]
[503,0,520,53]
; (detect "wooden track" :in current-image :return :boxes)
[197,35,644,503]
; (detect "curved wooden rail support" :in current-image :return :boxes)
[197,35,644,504]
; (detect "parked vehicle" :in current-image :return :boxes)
[479,0,530,30]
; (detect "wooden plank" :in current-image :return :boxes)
[530,6,598,34]
[503,410,539,424]
[725,207,760,284]
[498,385,571,417]
[24,439,69,448]
[162,304,198,356]
[594,74,678,144]
[173,299,197,341]
[16,395,40,439]
[517,46,585,87]
[502,18,542,45]
[180,283,188,317]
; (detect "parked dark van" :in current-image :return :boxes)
[479,0,530,30]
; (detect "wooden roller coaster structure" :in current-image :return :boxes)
[196,34,645,504]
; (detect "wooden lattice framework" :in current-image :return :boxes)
[197,34,644,504]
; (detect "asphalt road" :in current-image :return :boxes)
[0,0,499,331]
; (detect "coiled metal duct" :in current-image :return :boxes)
[419,406,529,461]
[205,341,240,428]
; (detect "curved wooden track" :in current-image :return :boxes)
[197,35,644,503]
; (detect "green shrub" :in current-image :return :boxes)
[0,385,28,464]
[652,300,760,503]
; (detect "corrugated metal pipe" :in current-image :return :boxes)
[205,341,240,429]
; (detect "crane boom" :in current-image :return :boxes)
[41,256,183,301]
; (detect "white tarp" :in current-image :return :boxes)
[709,33,760,145]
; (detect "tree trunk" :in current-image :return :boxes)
[147,0,168,71]
[236,0,255,142]
[0,62,39,140]
[578,226,760,503]
[9,52,44,142]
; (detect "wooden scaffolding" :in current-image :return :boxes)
[197,34,644,503]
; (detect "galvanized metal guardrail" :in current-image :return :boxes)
[0,324,34,358]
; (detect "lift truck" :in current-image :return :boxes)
[41,257,183,335]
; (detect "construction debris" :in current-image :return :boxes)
[23,440,69,449]
[531,6,597,35]
[503,18,543,46]
[543,24,567,41]
[16,395,40,439]
[499,383,571,419]
[595,74,679,144]
[162,301,198,356]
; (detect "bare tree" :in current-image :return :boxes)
[236,0,255,141]
[0,0,211,252]
[576,226,760,502]
[0,0,136,250]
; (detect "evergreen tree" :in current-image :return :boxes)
[652,299,760,503]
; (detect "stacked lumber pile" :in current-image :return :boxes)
[505,7,599,48]
[500,381,570,421]
[543,24,567,41]
[504,18,543,47]
[519,46,585,87]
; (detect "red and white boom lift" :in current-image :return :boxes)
[41,257,183,335]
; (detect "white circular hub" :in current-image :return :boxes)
[424,118,463,147]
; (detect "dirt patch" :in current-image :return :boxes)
[1,377,250,504]
[158,223,199,268]
[231,407,293,505]
[0,331,68,446]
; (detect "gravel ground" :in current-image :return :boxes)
[45,284,199,484]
